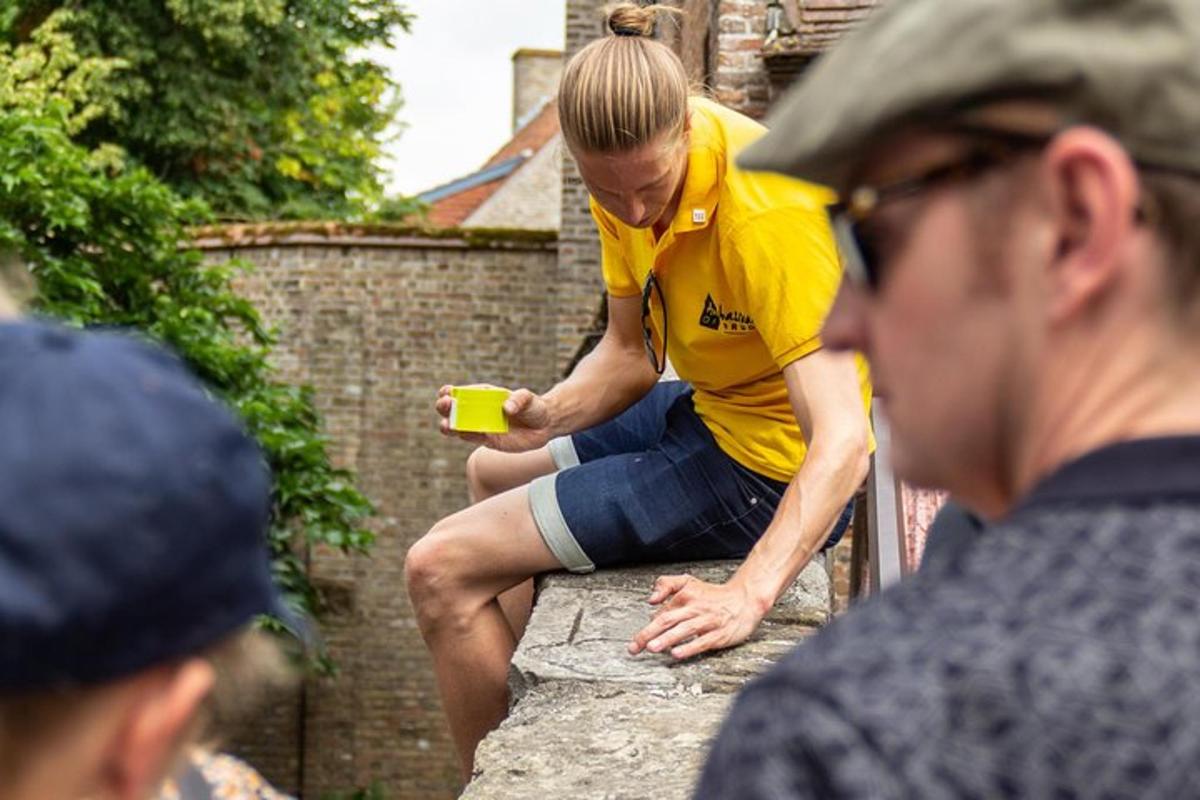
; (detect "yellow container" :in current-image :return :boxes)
[449,387,510,434]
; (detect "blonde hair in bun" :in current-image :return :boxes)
[558,3,688,153]
[606,2,662,37]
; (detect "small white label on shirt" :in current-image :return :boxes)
[692,208,706,224]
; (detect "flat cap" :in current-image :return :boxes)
[0,320,291,690]
[740,0,1200,190]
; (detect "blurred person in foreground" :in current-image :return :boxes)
[698,0,1200,797]
[0,313,294,800]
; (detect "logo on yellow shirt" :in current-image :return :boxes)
[699,294,756,334]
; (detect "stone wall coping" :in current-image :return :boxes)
[463,558,832,798]
[189,222,557,252]
[512,47,563,60]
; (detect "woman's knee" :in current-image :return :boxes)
[465,446,515,502]
[405,523,465,609]
[464,447,492,502]
[405,516,498,635]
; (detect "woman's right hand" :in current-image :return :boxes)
[435,385,555,453]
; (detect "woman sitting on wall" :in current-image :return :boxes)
[407,3,873,777]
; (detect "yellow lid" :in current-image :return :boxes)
[449,387,510,434]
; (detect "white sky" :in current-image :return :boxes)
[372,0,567,197]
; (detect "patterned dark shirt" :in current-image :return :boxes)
[697,437,1200,799]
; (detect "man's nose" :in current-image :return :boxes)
[821,278,869,354]
[623,196,645,224]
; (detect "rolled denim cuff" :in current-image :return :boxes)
[547,434,581,470]
[528,473,595,574]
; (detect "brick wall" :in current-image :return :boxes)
[512,49,564,132]
[557,0,608,373]
[830,531,855,614]
[713,1,769,118]
[201,225,558,799]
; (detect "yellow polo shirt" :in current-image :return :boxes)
[592,97,873,482]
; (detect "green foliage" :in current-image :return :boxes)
[2,1,413,220]
[371,193,426,223]
[0,11,123,135]
[0,34,375,627]
[320,783,389,800]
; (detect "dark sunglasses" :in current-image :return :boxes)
[827,126,1054,292]
[641,270,667,375]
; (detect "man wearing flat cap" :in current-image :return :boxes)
[697,0,1200,796]
[0,319,294,800]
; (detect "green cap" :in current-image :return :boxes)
[740,0,1200,190]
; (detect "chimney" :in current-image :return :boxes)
[511,48,563,132]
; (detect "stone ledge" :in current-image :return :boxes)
[189,222,558,251]
[463,682,731,800]
[463,559,830,799]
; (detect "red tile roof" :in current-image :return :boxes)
[424,101,561,228]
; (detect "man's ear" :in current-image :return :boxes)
[102,659,215,800]
[1041,128,1140,323]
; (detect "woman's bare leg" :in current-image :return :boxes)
[405,482,563,778]
[465,445,558,640]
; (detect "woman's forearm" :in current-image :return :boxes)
[542,332,660,436]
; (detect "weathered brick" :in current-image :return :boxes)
[210,228,559,799]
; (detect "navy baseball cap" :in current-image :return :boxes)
[0,319,293,690]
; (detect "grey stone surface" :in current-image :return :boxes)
[511,559,829,698]
[540,558,831,624]
[463,682,732,800]
[465,559,831,798]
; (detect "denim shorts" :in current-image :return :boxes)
[528,381,853,573]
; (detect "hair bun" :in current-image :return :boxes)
[607,3,657,37]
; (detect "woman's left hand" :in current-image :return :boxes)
[627,574,769,660]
